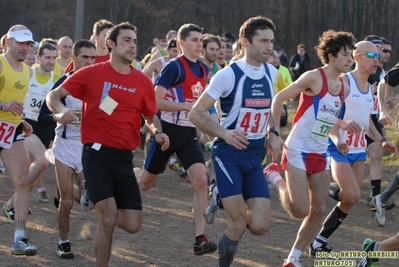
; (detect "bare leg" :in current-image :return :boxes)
[378,233,399,251]
[55,159,75,240]
[93,197,117,267]
[291,171,330,251]
[187,163,208,236]
[2,141,31,239]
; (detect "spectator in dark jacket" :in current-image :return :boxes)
[289,44,311,81]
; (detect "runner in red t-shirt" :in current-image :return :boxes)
[46,22,169,267]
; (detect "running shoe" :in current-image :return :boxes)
[282,257,302,267]
[80,189,94,211]
[37,190,49,203]
[193,234,217,255]
[205,184,219,224]
[56,241,74,259]
[309,242,333,258]
[11,238,37,256]
[2,202,15,223]
[370,201,394,212]
[357,238,378,267]
[80,180,94,211]
[263,162,280,179]
[372,195,385,226]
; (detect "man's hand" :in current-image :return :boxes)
[381,140,398,157]
[3,101,24,116]
[154,133,170,151]
[267,133,286,163]
[54,109,77,125]
[336,141,349,156]
[223,129,249,150]
[378,110,392,126]
[338,120,362,135]
[21,120,32,137]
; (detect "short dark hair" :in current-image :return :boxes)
[239,16,275,43]
[177,23,202,42]
[166,30,177,40]
[202,33,221,49]
[93,19,114,36]
[40,38,57,47]
[222,31,236,43]
[73,39,96,56]
[105,22,137,53]
[297,44,306,50]
[38,43,57,56]
[380,37,392,45]
[315,30,356,64]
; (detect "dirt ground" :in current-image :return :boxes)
[0,144,398,267]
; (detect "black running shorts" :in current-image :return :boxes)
[82,143,142,210]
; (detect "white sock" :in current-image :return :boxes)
[58,239,69,245]
[287,248,302,261]
[268,171,283,186]
[37,188,46,193]
[312,240,324,249]
[14,230,25,243]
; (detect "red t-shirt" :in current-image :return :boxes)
[95,54,110,63]
[62,61,157,150]
[63,54,110,74]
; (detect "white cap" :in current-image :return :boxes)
[6,29,34,43]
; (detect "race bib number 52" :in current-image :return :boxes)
[0,120,17,149]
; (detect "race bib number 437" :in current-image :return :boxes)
[236,108,269,139]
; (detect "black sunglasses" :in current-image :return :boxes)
[381,48,392,54]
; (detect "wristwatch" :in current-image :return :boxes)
[268,126,280,137]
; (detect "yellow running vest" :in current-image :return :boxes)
[0,56,30,124]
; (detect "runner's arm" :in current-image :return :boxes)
[46,86,76,124]
[377,79,391,126]
[143,114,169,151]
[190,92,249,150]
[155,84,192,112]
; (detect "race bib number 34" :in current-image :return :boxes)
[236,108,269,139]
[0,120,17,149]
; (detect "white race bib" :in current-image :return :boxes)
[236,107,269,139]
[70,109,82,129]
[311,112,337,143]
[178,110,192,126]
[0,120,17,149]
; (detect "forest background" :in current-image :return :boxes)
[0,0,397,69]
